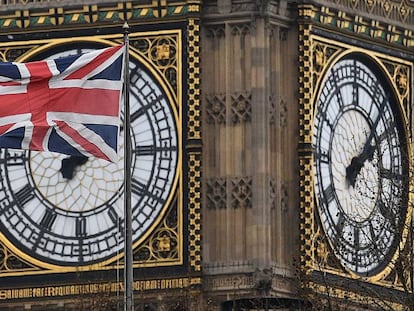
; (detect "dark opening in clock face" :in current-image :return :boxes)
[313,55,407,276]
[0,46,179,266]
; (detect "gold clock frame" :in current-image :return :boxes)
[0,30,190,276]
[299,5,414,306]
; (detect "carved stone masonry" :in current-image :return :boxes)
[269,94,276,125]
[204,25,225,39]
[206,178,227,209]
[270,178,276,209]
[269,95,288,127]
[231,91,252,124]
[230,23,251,37]
[206,93,226,124]
[231,176,252,209]
[280,182,288,212]
[279,97,288,128]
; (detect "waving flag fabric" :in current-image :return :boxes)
[0,44,124,162]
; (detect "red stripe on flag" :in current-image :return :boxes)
[55,120,110,161]
[0,124,14,135]
[50,88,121,116]
[65,45,123,80]
[26,61,53,151]
[1,81,21,86]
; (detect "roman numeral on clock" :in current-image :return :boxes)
[40,210,57,231]
[76,217,87,237]
[135,144,177,156]
[15,184,35,206]
[135,145,156,156]
[131,178,147,196]
[108,206,123,230]
[315,150,330,163]
[380,168,403,181]
[323,185,335,205]
[131,178,165,204]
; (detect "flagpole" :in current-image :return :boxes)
[123,21,134,311]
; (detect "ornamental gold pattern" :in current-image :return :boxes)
[132,200,180,263]
[298,14,314,275]
[188,153,201,272]
[130,33,179,96]
[0,46,36,62]
[0,1,201,30]
[187,17,202,273]
[0,241,38,273]
[304,3,413,49]
[187,18,201,140]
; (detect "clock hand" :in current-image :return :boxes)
[60,155,88,180]
[346,95,388,187]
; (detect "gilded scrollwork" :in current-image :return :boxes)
[0,46,36,62]
[130,34,178,95]
[133,197,179,263]
[379,60,412,131]
[0,241,38,272]
[312,228,328,268]
[312,42,341,90]
[0,1,200,29]
[151,229,178,260]
[150,37,177,68]
[382,62,410,100]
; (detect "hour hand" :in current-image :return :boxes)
[346,156,363,187]
[60,155,88,180]
[345,143,375,187]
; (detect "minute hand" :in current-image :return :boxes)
[359,94,388,162]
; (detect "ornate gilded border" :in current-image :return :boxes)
[187,18,201,274]
[0,1,201,32]
[320,0,414,24]
[299,3,413,50]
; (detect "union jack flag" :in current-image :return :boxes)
[0,44,125,162]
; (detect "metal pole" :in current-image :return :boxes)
[123,21,134,311]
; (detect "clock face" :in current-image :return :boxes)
[313,55,407,276]
[0,46,179,266]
